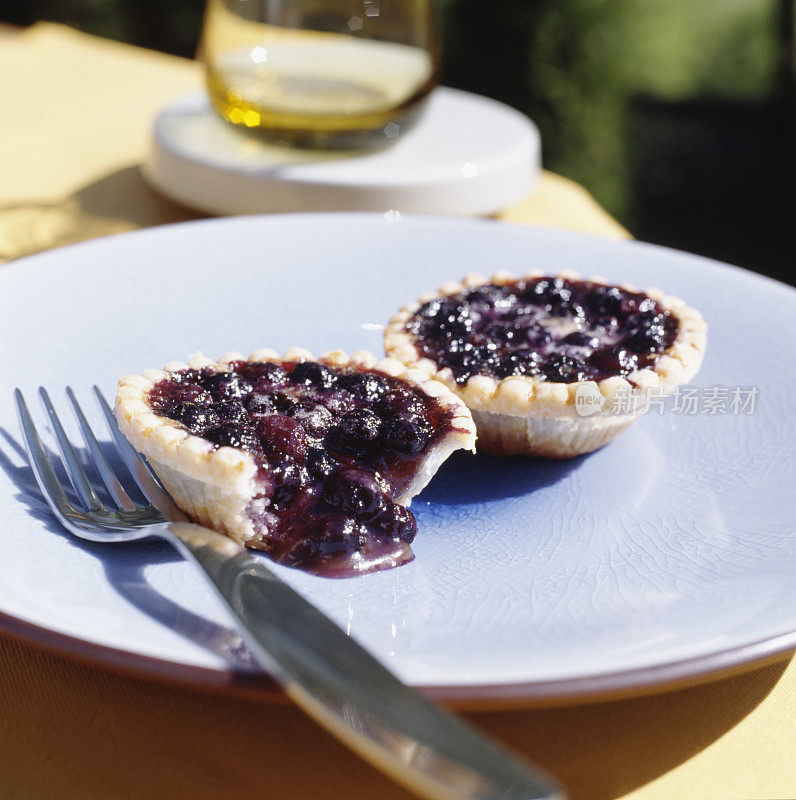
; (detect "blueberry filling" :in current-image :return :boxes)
[407,277,679,384]
[147,361,453,576]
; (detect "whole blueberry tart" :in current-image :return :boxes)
[115,348,475,576]
[384,271,707,457]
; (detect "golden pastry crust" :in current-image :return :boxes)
[115,348,476,545]
[384,270,707,457]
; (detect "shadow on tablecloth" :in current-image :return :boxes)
[0,165,204,264]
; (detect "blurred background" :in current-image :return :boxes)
[4,0,794,285]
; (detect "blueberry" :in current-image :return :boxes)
[381,414,432,456]
[444,351,482,382]
[285,512,371,566]
[564,331,600,349]
[323,467,386,520]
[374,504,417,544]
[169,384,213,406]
[281,539,319,567]
[585,285,624,318]
[376,386,428,418]
[244,389,296,415]
[240,361,288,387]
[170,401,219,433]
[624,314,670,353]
[483,322,517,344]
[270,390,299,413]
[444,342,500,382]
[319,389,356,416]
[468,332,501,352]
[594,315,620,334]
[465,284,509,306]
[215,400,247,425]
[416,298,443,321]
[445,337,472,354]
[439,313,473,338]
[206,424,258,450]
[271,462,307,510]
[337,372,390,402]
[587,348,619,376]
[289,361,335,389]
[256,415,307,462]
[522,325,554,347]
[588,346,638,377]
[201,372,252,401]
[310,515,366,557]
[552,300,586,320]
[288,402,333,440]
[305,447,337,479]
[495,351,543,379]
[638,298,658,314]
[171,368,208,385]
[531,277,572,308]
[625,327,667,354]
[431,300,473,338]
[244,392,279,415]
[614,347,640,372]
[619,294,644,316]
[478,349,503,373]
[544,354,588,383]
[626,309,664,331]
[327,409,382,455]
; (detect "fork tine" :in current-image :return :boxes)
[39,387,103,511]
[15,389,82,526]
[94,387,182,517]
[66,387,137,511]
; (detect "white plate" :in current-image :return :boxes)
[1,214,794,702]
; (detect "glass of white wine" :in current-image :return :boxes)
[201,0,441,149]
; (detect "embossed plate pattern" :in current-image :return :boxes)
[0,214,794,701]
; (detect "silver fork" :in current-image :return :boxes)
[15,386,565,800]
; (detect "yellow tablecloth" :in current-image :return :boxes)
[0,22,793,800]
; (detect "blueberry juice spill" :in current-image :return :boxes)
[148,360,456,577]
[407,277,679,384]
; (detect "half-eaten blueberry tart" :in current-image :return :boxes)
[384,271,707,458]
[115,348,476,577]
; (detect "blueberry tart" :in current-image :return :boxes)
[384,271,707,457]
[115,348,476,576]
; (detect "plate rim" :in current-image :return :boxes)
[1,211,794,703]
[2,605,793,706]
[3,211,795,297]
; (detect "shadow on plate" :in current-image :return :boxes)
[0,426,256,672]
[422,448,587,506]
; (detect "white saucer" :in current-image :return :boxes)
[143,88,541,216]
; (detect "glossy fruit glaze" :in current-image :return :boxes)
[408,277,679,384]
[148,359,456,576]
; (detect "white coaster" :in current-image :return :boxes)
[143,87,541,216]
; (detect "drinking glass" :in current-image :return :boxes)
[200,0,441,149]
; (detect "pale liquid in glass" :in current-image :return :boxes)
[206,33,436,148]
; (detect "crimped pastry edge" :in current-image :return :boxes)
[115,348,477,542]
[383,270,708,456]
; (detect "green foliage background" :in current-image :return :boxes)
[440,0,783,218]
[4,0,793,281]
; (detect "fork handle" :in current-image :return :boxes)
[161,522,565,800]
